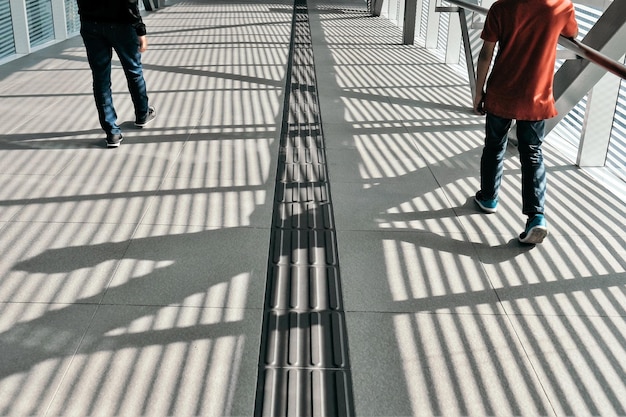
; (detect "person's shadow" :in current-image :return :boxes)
[4,226,265,379]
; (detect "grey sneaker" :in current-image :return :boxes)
[106,133,123,148]
[135,106,156,127]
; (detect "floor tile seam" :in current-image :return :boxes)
[131,223,275,231]
[1,219,151,227]
[1,183,276,202]
[0,302,263,313]
[333,227,484,236]
[9,300,624,320]
[433,188,478,242]
[260,360,352,375]
[265,304,345,311]
[494,300,561,417]
[0,219,280,237]
[128,133,211,231]
[261,365,350,369]
[1,188,264,206]
[341,308,509,315]
[2,96,79,138]
[91,304,266,313]
[40,299,104,417]
[338,307,626,318]
[0,172,82,223]
[0,208,25,226]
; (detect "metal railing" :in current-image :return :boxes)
[142,0,164,11]
[444,0,626,82]
[372,0,626,167]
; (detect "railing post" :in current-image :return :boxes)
[443,7,462,64]
[549,0,626,133]
[424,0,440,48]
[9,0,29,54]
[577,60,623,166]
[369,0,384,16]
[434,6,476,96]
[458,8,476,98]
[387,0,399,23]
[142,0,157,11]
[403,0,418,45]
[51,0,68,40]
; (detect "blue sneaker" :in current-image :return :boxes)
[519,214,548,244]
[474,192,497,213]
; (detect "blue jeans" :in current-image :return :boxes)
[81,21,149,136]
[479,114,546,215]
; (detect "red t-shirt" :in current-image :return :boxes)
[481,0,578,120]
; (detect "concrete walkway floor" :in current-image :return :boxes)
[0,0,625,415]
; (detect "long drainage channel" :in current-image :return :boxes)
[254,0,355,415]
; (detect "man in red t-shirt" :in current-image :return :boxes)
[472,0,578,244]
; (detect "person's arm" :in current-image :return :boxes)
[473,40,496,115]
[127,0,148,40]
[138,35,148,53]
[562,2,579,39]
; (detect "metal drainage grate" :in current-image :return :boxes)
[254,0,355,415]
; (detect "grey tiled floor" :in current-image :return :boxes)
[1,0,626,416]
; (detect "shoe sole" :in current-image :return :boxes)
[519,226,548,244]
[135,108,156,127]
[134,117,155,128]
[474,196,497,213]
[106,138,123,148]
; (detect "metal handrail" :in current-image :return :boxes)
[446,0,626,80]
[446,0,488,14]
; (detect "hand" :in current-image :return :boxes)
[138,36,148,53]
[473,91,485,115]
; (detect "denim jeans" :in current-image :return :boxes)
[81,21,149,136]
[480,113,546,215]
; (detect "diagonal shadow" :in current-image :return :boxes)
[4,226,261,379]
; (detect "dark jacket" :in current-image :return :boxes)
[77,0,147,36]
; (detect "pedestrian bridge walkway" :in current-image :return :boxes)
[0,0,625,415]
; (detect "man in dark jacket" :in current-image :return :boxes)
[78,0,156,148]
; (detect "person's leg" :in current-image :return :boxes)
[80,22,120,136]
[516,119,548,244]
[516,120,546,215]
[479,113,512,201]
[109,25,149,121]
